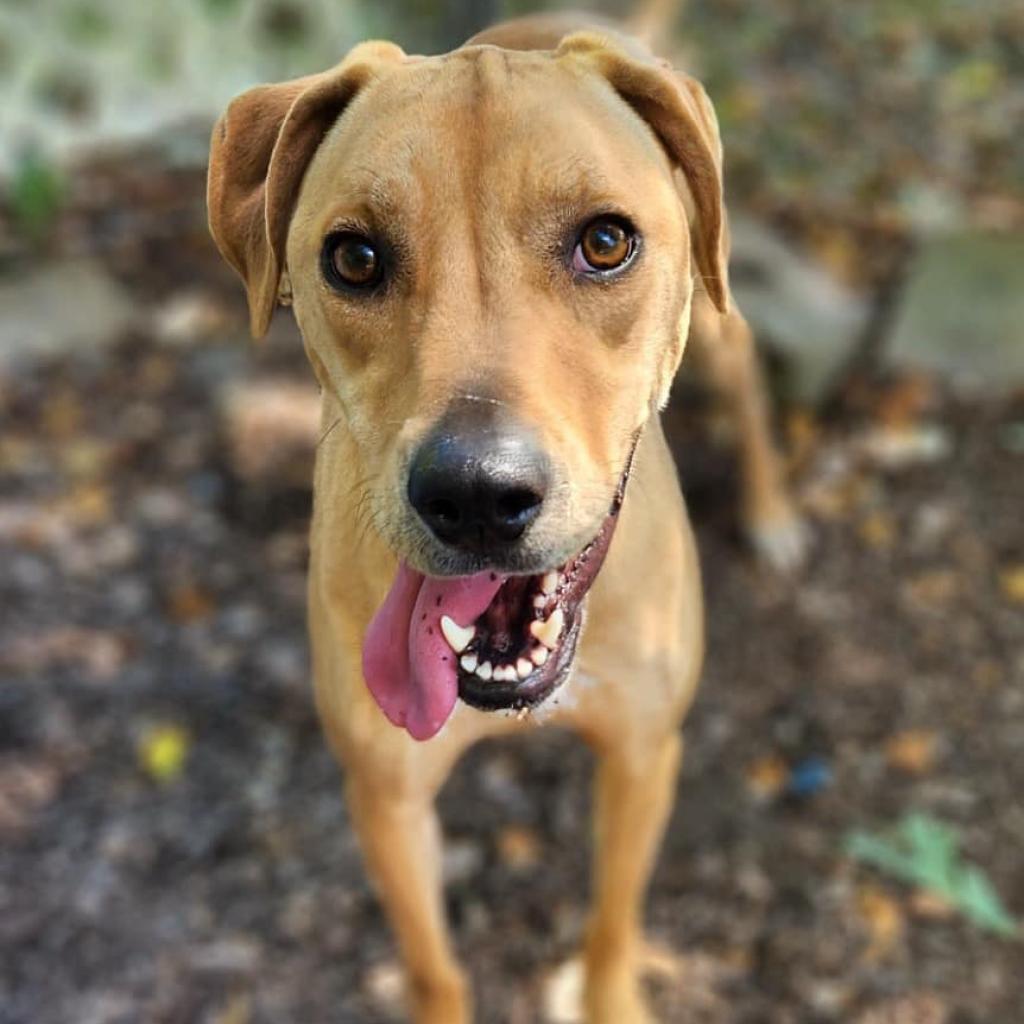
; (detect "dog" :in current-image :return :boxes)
[207,3,803,1020]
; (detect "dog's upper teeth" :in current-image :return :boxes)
[540,571,559,595]
[440,615,474,653]
[475,660,493,681]
[529,607,564,649]
[516,658,533,679]
[460,653,478,673]
[530,645,549,666]
[533,594,547,609]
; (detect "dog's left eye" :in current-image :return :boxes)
[572,217,638,276]
[322,232,385,291]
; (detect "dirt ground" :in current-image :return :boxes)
[1,288,1022,1024]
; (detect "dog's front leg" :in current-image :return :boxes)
[583,730,683,1024]
[345,771,470,1024]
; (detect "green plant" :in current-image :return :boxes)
[846,813,1018,938]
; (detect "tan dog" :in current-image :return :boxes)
[207,5,801,1021]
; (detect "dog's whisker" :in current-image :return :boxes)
[316,416,345,449]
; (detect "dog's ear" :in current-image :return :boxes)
[207,42,406,337]
[557,32,729,313]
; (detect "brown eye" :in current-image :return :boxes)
[574,217,637,274]
[322,232,384,290]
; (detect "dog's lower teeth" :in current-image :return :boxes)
[516,658,533,678]
[476,661,493,681]
[460,653,478,673]
[530,645,548,666]
[529,607,564,649]
[441,615,475,653]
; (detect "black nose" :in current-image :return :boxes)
[408,400,550,552]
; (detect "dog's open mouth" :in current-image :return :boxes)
[452,507,619,714]
[362,458,633,742]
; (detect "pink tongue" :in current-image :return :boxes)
[362,564,506,740]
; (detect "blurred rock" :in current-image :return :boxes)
[188,937,262,976]
[887,232,1024,394]
[442,836,484,884]
[364,959,405,1013]
[727,215,869,402]
[152,290,237,347]
[220,379,320,488]
[854,993,949,1024]
[542,956,584,1024]
[0,260,136,365]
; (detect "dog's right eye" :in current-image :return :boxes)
[321,232,385,291]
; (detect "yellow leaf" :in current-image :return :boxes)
[856,883,905,964]
[138,724,190,783]
[57,483,112,527]
[858,512,895,550]
[999,566,1024,604]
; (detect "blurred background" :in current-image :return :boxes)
[1,1,1022,1021]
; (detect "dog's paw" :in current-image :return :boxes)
[745,512,811,573]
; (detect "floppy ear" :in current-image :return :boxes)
[207,42,406,337]
[557,32,729,313]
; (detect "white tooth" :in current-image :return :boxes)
[498,665,516,682]
[529,606,564,649]
[460,653,478,673]
[541,571,559,595]
[530,645,549,666]
[440,615,474,654]
[517,658,533,678]
[476,661,493,681]
[533,595,547,609]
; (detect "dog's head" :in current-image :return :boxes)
[208,33,727,736]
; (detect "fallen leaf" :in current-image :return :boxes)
[858,511,896,550]
[855,992,949,1024]
[885,730,939,775]
[998,565,1024,604]
[910,887,955,920]
[0,757,62,835]
[745,754,788,802]
[138,724,190,783]
[860,425,952,470]
[167,582,216,623]
[874,374,938,430]
[60,438,114,480]
[497,825,541,872]
[1,627,127,681]
[59,483,113,528]
[903,570,958,608]
[785,407,820,467]
[210,992,251,1024]
[855,883,906,963]
[42,390,83,438]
